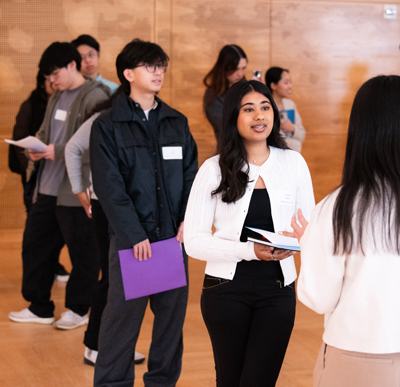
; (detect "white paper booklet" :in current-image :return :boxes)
[246,227,300,251]
[5,136,47,151]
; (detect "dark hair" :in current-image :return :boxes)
[203,44,247,106]
[116,38,169,94]
[71,34,100,52]
[34,70,49,104]
[212,80,288,203]
[39,42,82,75]
[333,75,400,255]
[265,67,289,92]
[28,70,50,134]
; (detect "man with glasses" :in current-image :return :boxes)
[71,34,118,94]
[9,42,110,330]
[90,38,198,387]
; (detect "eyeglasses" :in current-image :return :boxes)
[138,63,167,73]
[80,50,98,61]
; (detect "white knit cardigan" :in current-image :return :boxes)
[184,147,315,286]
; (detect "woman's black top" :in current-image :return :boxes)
[238,188,283,281]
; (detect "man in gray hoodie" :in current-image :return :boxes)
[9,42,110,330]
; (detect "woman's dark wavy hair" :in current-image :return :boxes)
[212,80,288,203]
[203,44,247,106]
[333,75,400,255]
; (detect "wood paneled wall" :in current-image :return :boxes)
[1,0,399,228]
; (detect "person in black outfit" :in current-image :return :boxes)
[9,70,54,211]
[185,80,315,386]
[203,44,247,145]
[90,39,198,387]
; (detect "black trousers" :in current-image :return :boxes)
[22,194,98,317]
[94,234,189,387]
[201,267,296,387]
[84,199,110,350]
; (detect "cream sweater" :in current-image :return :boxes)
[298,190,400,353]
[282,98,305,153]
[184,147,315,286]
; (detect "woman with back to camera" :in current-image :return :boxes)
[292,75,400,386]
[266,67,305,152]
[185,80,315,387]
[203,44,247,144]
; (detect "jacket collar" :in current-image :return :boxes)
[111,92,179,122]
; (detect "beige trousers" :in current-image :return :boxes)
[313,342,400,387]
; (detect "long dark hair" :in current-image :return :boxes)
[333,75,400,255]
[212,80,288,203]
[29,70,50,133]
[203,44,247,106]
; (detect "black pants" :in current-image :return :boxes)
[94,234,189,387]
[201,267,296,387]
[22,194,98,317]
[84,199,110,350]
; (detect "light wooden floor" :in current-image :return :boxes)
[0,229,324,387]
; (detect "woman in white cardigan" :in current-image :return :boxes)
[292,75,400,387]
[265,67,305,153]
[184,80,315,387]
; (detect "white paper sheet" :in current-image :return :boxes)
[5,136,47,151]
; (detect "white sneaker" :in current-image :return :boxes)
[8,308,55,324]
[84,347,98,366]
[53,310,88,330]
[54,274,70,282]
[134,351,145,364]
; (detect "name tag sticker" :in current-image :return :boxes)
[54,109,67,121]
[162,146,182,160]
[277,191,295,206]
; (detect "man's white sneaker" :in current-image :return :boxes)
[53,310,88,330]
[84,347,98,366]
[8,308,55,324]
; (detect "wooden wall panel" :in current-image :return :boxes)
[270,1,400,201]
[1,0,400,228]
[0,0,154,229]
[169,0,271,163]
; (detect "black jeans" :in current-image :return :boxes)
[201,268,296,387]
[94,234,189,387]
[84,199,110,350]
[22,194,98,317]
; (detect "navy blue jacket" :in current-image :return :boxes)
[90,92,198,249]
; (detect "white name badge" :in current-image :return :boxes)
[277,190,295,206]
[162,146,182,160]
[54,109,67,121]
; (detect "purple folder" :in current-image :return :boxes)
[118,237,187,300]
